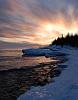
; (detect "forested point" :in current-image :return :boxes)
[51,33,78,47]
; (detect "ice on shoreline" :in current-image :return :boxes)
[18,46,78,100]
[22,46,64,57]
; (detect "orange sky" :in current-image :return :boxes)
[0,0,78,46]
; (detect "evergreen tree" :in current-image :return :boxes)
[51,33,78,47]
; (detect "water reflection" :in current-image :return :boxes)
[0,59,67,100]
[0,50,56,70]
[0,50,67,100]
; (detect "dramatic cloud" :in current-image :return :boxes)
[0,0,78,48]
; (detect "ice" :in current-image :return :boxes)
[18,46,78,100]
[22,47,62,56]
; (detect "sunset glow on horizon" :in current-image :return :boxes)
[0,0,78,48]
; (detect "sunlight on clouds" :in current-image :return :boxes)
[0,0,78,46]
[43,24,54,33]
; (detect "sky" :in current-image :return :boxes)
[0,0,78,49]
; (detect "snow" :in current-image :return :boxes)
[18,46,78,100]
[22,48,63,56]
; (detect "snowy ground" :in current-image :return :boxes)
[18,46,78,100]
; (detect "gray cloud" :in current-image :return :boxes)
[0,41,40,49]
[0,0,78,48]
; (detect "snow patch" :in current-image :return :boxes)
[18,46,78,100]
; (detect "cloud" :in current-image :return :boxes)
[0,0,78,47]
[0,41,40,49]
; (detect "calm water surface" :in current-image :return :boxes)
[0,50,67,100]
[0,50,57,70]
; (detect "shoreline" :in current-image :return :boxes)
[18,47,78,100]
[0,51,67,100]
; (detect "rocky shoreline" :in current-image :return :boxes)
[0,54,67,100]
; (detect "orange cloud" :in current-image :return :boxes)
[0,0,78,46]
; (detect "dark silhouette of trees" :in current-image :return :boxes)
[51,33,78,47]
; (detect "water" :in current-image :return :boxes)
[0,50,57,70]
[0,50,67,100]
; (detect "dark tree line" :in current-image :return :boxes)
[51,33,78,47]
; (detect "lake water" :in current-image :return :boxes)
[0,50,58,70]
[0,50,67,100]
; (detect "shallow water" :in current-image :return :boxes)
[0,50,57,70]
[0,50,67,100]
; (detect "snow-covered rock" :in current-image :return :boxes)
[22,46,63,56]
[18,46,78,100]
